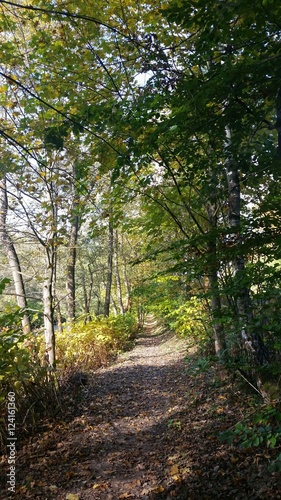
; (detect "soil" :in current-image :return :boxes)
[1,316,280,499]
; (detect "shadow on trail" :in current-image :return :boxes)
[134,328,176,347]
[90,362,187,420]
[2,329,279,499]
[8,359,269,500]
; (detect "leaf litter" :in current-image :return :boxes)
[0,318,280,499]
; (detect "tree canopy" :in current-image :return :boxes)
[0,0,280,384]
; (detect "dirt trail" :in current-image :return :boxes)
[75,317,190,499]
[1,317,280,499]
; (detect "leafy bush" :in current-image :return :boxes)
[0,282,56,450]
[55,312,137,371]
[186,355,215,375]
[165,297,211,347]
[268,453,281,472]
[220,405,281,468]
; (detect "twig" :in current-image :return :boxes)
[236,369,263,397]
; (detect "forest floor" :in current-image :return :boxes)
[1,316,281,499]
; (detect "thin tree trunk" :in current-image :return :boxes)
[43,180,58,367]
[224,128,269,368]
[66,163,80,324]
[276,87,281,159]
[225,126,251,322]
[206,175,226,357]
[112,297,118,316]
[104,220,114,316]
[56,302,63,335]
[66,212,79,323]
[120,234,131,312]
[87,264,94,317]
[208,266,226,356]
[0,176,31,333]
[82,274,90,319]
[81,264,94,322]
[43,262,55,366]
[114,230,124,314]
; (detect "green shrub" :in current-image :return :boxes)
[165,297,211,346]
[220,405,281,469]
[0,280,57,450]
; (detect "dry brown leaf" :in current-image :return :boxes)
[152,485,165,493]
[92,483,109,491]
[170,464,179,475]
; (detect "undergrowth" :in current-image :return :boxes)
[55,312,138,371]
[0,306,57,452]
[0,280,138,451]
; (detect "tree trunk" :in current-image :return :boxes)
[120,234,131,312]
[104,220,114,316]
[224,128,268,366]
[276,87,281,159]
[56,302,63,335]
[66,163,80,324]
[114,230,124,314]
[43,263,55,366]
[81,264,94,322]
[43,180,58,367]
[208,266,226,356]
[66,212,79,323]
[0,176,31,333]
[225,126,251,322]
[206,174,226,357]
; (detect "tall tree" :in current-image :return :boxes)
[104,218,114,317]
[114,230,125,314]
[0,175,31,333]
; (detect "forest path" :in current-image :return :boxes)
[77,315,190,499]
[5,316,280,499]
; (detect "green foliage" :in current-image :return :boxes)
[187,355,214,375]
[0,278,11,295]
[167,419,182,430]
[1,0,281,378]
[220,406,281,457]
[43,122,69,150]
[0,282,56,448]
[268,453,281,473]
[132,274,212,350]
[56,313,137,370]
[165,297,210,345]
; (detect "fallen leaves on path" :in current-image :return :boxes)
[0,320,280,499]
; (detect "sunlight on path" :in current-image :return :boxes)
[112,316,187,367]
[74,317,190,498]
[6,317,280,500]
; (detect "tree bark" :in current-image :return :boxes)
[66,212,79,323]
[206,192,226,357]
[114,230,124,314]
[276,87,281,159]
[43,263,55,366]
[42,178,58,367]
[66,163,80,324]
[81,263,94,321]
[225,126,251,322]
[104,220,114,316]
[0,176,31,333]
[120,234,131,312]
